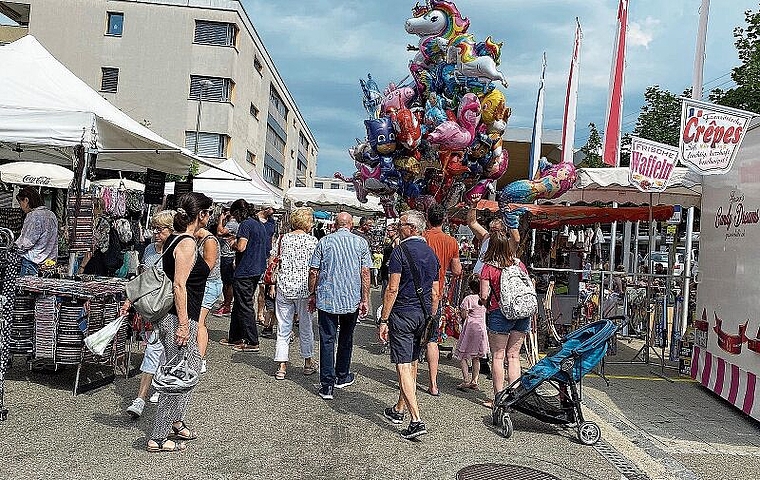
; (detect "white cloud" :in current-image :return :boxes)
[628,20,655,48]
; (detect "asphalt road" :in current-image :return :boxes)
[1,289,757,480]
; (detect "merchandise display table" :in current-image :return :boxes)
[12,275,131,395]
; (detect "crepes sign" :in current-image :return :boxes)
[679,98,755,175]
[629,137,678,192]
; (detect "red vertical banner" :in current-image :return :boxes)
[602,0,628,167]
[561,18,582,165]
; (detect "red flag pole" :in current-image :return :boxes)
[602,0,629,167]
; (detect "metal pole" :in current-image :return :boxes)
[681,207,695,334]
[609,202,618,287]
[633,220,640,278]
[194,79,213,155]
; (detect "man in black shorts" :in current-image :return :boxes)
[378,210,439,440]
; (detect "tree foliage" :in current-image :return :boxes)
[710,7,760,114]
[578,122,607,168]
[620,85,687,165]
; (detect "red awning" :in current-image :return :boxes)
[450,201,673,229]
[505,203,674,229]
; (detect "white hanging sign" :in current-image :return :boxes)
[629,136,679,192]
[679,98,755,175]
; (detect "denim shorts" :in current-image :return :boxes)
[140,331,165,374]
[202,278,223,309]
[486,309,531,334]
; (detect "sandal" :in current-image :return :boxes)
[275,370,287,380]
[170,421,197,441]
[456,382,471,391]
[147,438,186,453]
[303,363,317,376]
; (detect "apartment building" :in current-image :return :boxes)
[313,176,354,191]
[0,0,317,191]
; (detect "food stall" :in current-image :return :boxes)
[691,121,760,420]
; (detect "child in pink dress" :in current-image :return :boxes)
[454,278,489,390]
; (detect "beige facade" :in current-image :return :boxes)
[0,0,317,191]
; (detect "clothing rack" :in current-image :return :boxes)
[0,227,20,421]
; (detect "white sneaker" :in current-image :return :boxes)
[200,359,207,374]
[126,398,145,418]
[148,392,159,404]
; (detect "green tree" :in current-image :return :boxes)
[620,85,687,165]
[710,7,760,113]
[578,122,606,168]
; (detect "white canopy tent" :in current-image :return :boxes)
[165,158,282,208]
[0,161,73,189]
[553,167,702,208]
[0,36,231,176]
[284,187,383,217]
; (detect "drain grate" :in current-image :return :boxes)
[456,463,561,480]
[594,440,651,480]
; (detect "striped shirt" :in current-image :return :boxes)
[309,228,371,314]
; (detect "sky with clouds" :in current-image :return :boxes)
[241,0,758,177]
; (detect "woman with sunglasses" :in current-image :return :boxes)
[147,192,212,453]
[124,210,175,418]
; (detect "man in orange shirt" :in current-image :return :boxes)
[422,203,462,396]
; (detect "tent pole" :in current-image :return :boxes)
[633,221,640,280]
[609,202,619,286]
[646,192,655,364]
[680,206,695,335]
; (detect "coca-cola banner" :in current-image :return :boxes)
[629,137,679,192]
[679,98,755,175]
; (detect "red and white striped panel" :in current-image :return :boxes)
[692,345,758,420]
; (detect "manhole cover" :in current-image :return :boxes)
[456,463,562,480]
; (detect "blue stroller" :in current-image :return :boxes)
[492,320,618,445]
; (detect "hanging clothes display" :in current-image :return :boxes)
[0,228,21,421]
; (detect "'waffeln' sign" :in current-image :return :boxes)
[679,98,755,175]
[629,137,679,192]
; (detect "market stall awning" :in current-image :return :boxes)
[552,167,702,208]
[284,187,382,217]
[505,203,675,229]
[449,200,673,229]
[0,36,234,176]
[165,158,283,208]
[0,161,73,188]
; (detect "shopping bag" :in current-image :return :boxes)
[84,315,125,356]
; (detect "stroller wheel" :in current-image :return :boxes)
[577,421,601,445]
[500,412,513,439]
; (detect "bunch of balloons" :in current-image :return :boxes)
[335,0,510,218]
[335,0,577,222]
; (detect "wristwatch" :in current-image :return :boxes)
[377,318,388,326]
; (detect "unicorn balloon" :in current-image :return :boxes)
[405,0,470,67]
[454,42,508,88]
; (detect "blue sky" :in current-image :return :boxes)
[241,0,758,177]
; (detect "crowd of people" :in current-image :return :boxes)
[116,194,530,449]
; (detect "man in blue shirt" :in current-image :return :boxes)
[379,209,439,440]
[308,212,371,400]
[221,199,269,352]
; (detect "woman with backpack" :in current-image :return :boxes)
[478,231,533,408]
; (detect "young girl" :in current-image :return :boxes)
[454,277,489,390]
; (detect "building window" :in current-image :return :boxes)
[246,151,256,165]
[184,131,227,158]
[194,20,237,47]
[250,103,259,119]
[263,164,282,188]
[106,12,124,36]
[314,182,323,189]
[299,132,310,152]
[330,183,340,189]
[268,86,288,127]
[254,57,263,74]
[297,159,307,173]
[100,67,119,93]
[189,75,233,102]
[266,125,286,155]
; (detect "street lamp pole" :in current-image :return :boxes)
[194,79,214,155]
